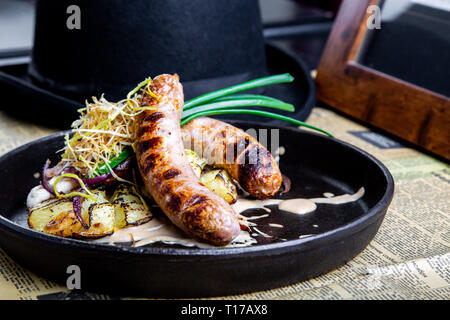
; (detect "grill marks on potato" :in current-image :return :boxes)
[28,199,81,236]
[43,206,83,237]
[28,185,152,239]
[74,202,115,239]
[112,184,152,229]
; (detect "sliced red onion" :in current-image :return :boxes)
[45,161,65,177]
[41,161,76,195]
[280,173,291,195]
[62,166,76,174]
[41,159,56,195]
[72,192,88,229]
[42,155,132,197]
[82,173,110,185]
[82,156,133,186]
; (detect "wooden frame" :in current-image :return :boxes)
[316,0,450,160]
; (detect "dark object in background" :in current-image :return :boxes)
[0,122,394,298]
[0,0,316,128]
[0,0,34,65]
[360,3,450,98]
[261,0,336,28]
[30,0,267,101]
[260,0,336,70]
[316,0,450,160]
[299,0,342,13]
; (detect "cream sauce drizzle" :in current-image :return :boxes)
[268,223,283,228]
[94,216,256,249]
[93,187,364,248]
[232,187,365,216]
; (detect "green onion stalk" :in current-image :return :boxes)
[96,73,333,176]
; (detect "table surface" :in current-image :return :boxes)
[0,106,448,300]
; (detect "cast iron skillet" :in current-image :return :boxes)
[0,121,394,298]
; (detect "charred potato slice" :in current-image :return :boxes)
[185,149,206,178]
[79,189,109,225]
[28,198,78,235]
[29,189,114,239]
[200,169,237,204]
[112,184,152,229]
[73,203,115,239]
[43,209,83,237]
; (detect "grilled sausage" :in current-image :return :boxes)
[134,74,240,246]
[181,117,282,198]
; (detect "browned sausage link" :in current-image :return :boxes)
[134,75,240,246]
[181,117,282,199]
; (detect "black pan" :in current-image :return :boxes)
[0,121,394,298]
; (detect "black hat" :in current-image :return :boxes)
[0,0,315,128]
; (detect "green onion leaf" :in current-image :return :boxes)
[180,108,334,138]
[183,73,294,110]
[212,94,289,104]
[94,147,133,177]
[181,98,294,119]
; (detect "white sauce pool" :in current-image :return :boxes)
[26,177,77,208]
[27,172,364,249]
[96,187,364,248]
[95,216,256,249]
[232,187,365,216]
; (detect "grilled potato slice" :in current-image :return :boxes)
[112,184,152,229]
[43,210,83,237]
[28,198,81,237]
[73,203,115,239]
[185,149,206,178]
[200,169,237,204]
[79,189,109,224]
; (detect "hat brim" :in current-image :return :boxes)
[0,44,315,128]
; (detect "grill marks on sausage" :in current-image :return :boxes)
[185,194,209,207]
[136,110,167,174]
[163,168,181,179]
[238,145,273,192]
[136,125,153,139]
[231,137,252,163]
[166,193,182,213]
[135,75,240,245]
[164,188,207,215]
[142,112,164,123]
[136,137,163,156]
[137,112,165,137]
[141,152,163,173]
[140,94,160,108]
[182,200,210,226]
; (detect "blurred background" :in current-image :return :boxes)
[0,0,342,69]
